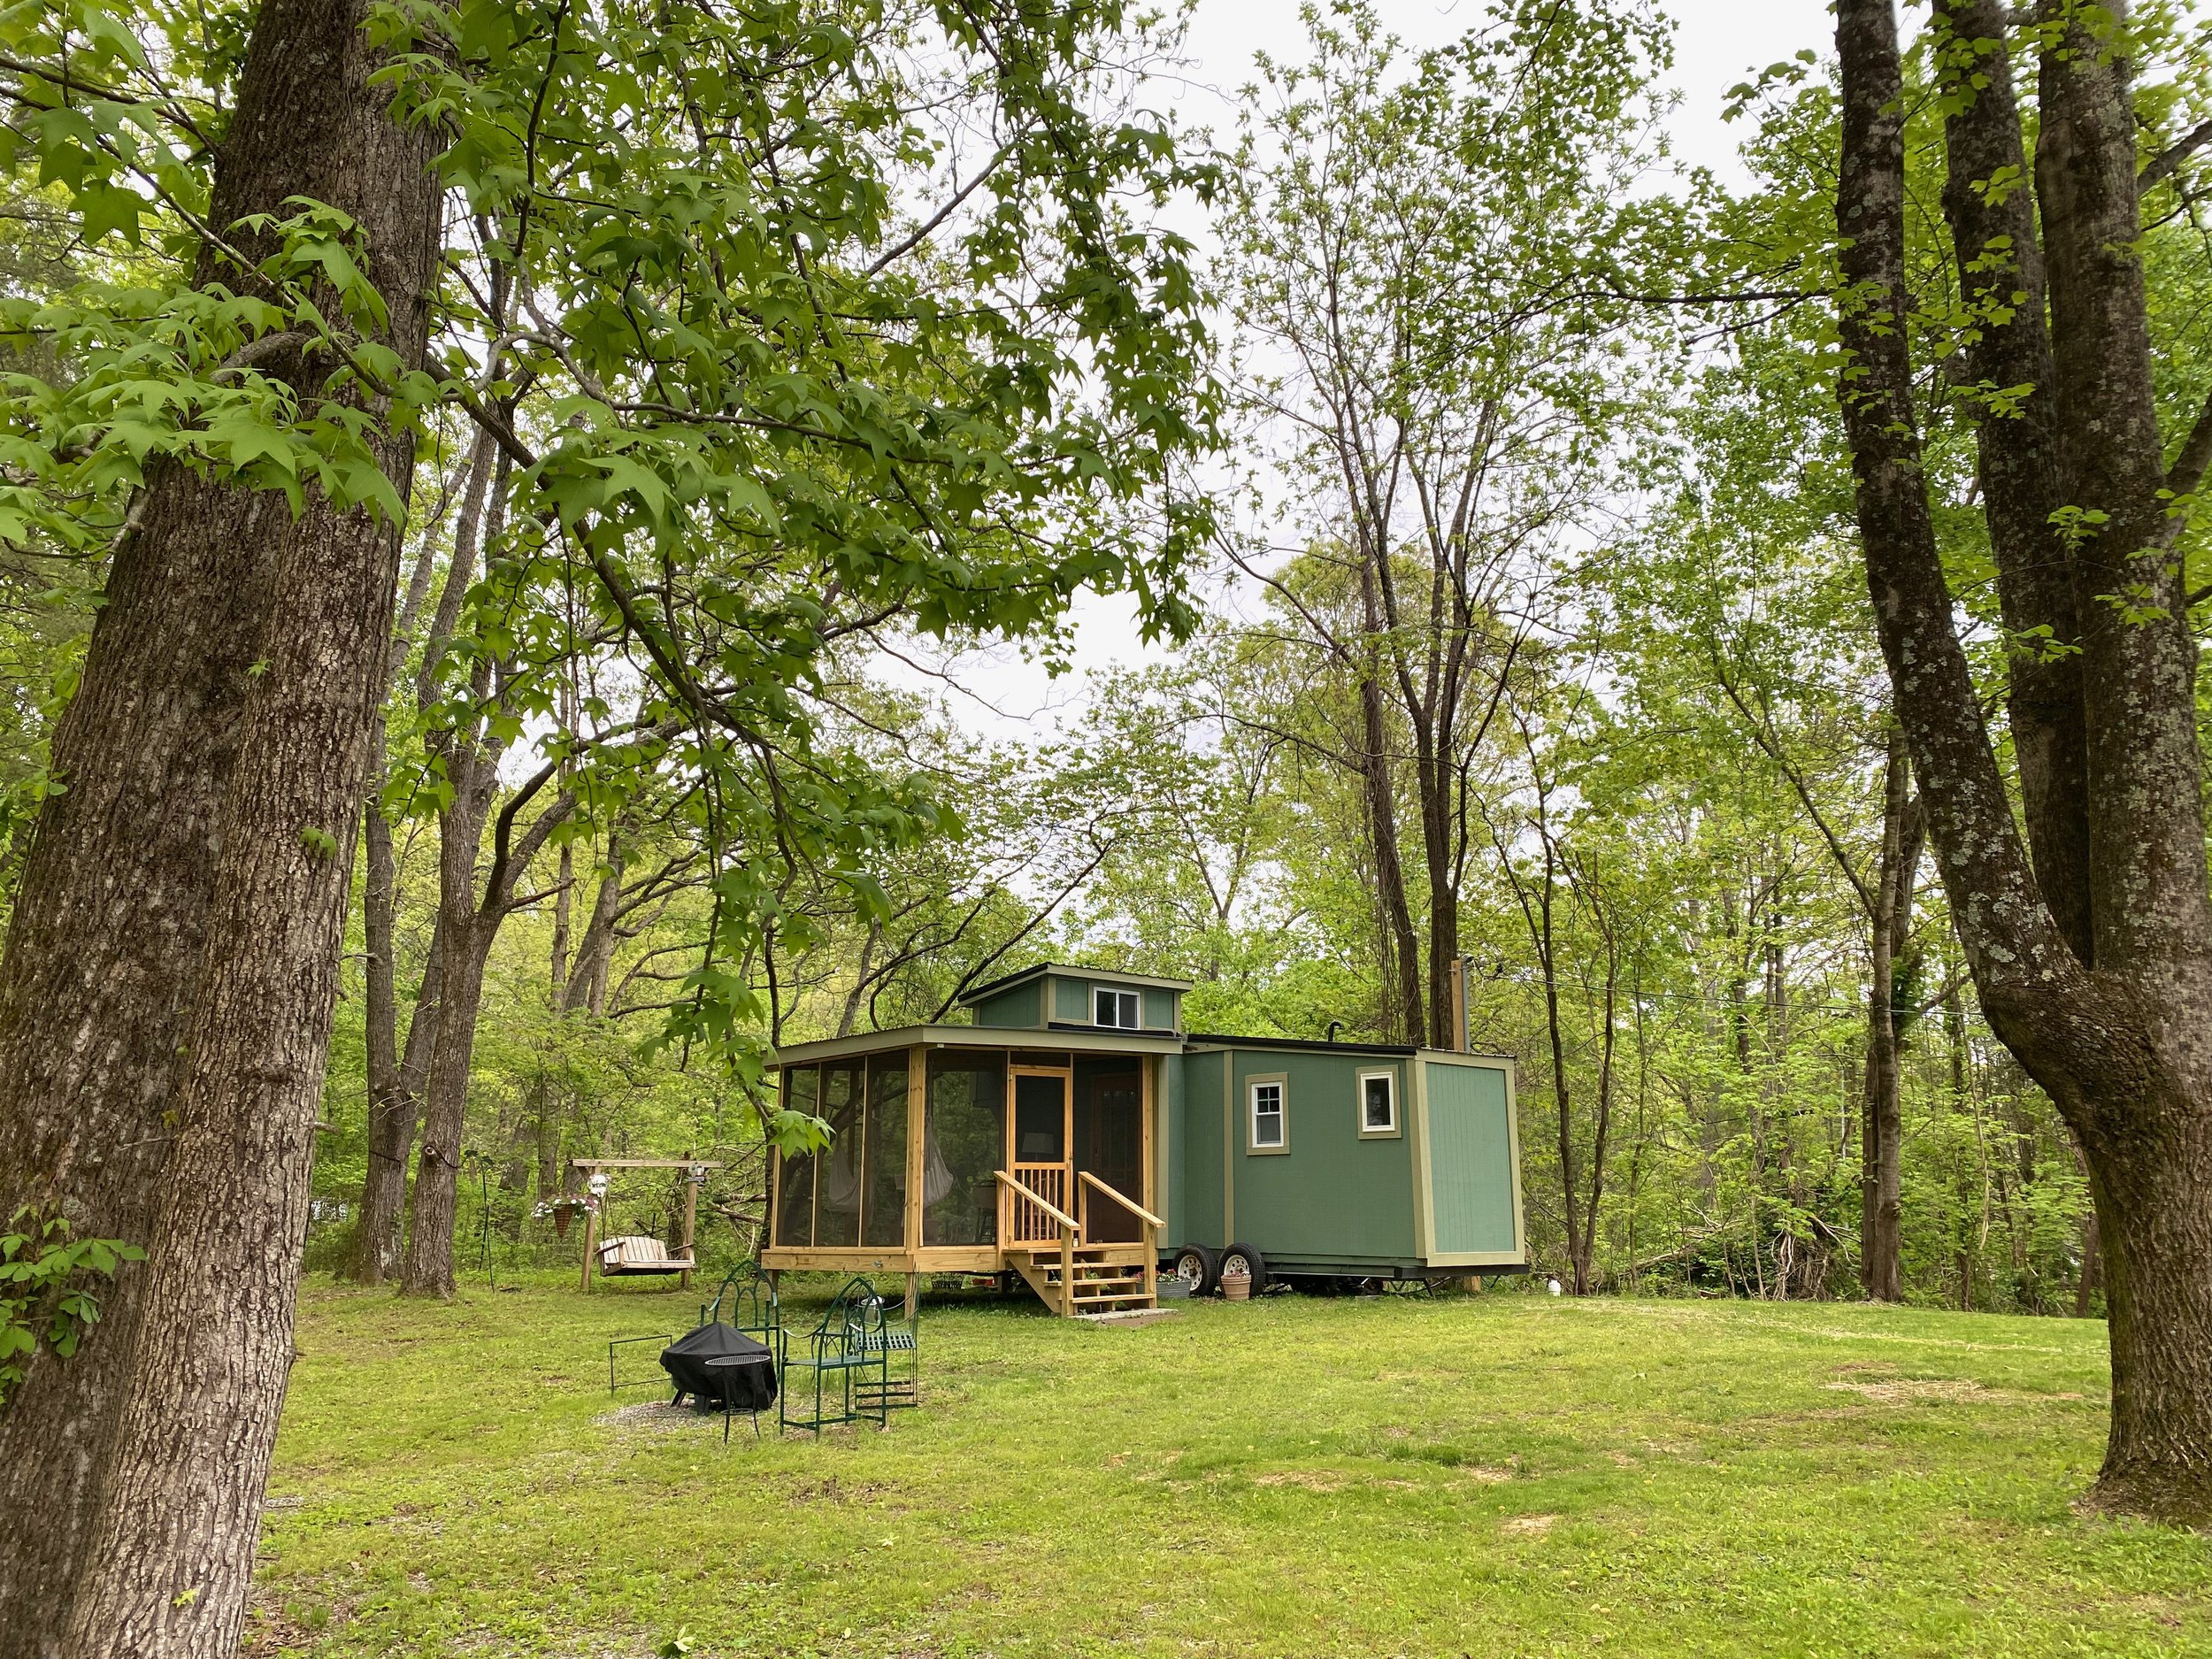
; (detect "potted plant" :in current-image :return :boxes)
[538,1197,589,1240]
[1220,1266,1252,1302]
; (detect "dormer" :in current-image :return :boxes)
[958,963,1190,1036]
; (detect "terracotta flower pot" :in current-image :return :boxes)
[1221,1271,1252,1302]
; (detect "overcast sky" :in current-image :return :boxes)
[924,0,1838,741]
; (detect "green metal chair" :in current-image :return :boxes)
[700,1259,783,1366]
[854,1294,919,1413]
[779,1278,891,1434]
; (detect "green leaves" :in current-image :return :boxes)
[0,1208,144,1403]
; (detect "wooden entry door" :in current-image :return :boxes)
[1007,1066,1072,1243]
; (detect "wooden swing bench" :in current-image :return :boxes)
[595,1234,696,1277]
[573,1156,725,1292]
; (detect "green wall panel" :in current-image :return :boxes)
[1161,1052,1185,1240]
[972,980,1041,1028]
[1053,976,1090,1021]
[1142,987,1179,1030]
[1221,1050,1417,1261]
[1179,1050,1225,1245]
[1424,1061,1517,1253]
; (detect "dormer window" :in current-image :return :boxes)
[1094,987,1141,1028]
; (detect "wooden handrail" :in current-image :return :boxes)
[995,1168,1079,1233]
[1078,1171,1164,1231]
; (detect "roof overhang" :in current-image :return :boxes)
[768,1024,1187,1070]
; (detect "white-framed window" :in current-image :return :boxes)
[1248,1076,1287,1152]
[1357,1068,1398,1137]
[1094,987,1141,1029]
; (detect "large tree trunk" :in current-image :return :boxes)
[401,906,493,1296]
[1935,0,2093,965]
[0,0,440,1643]
[400,743,571,1296]
[1835,0,2212,1521]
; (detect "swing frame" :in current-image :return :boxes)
[572,1156,726,1292]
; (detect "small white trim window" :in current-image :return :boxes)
[1094,987,1141,1029]
[1248,1077,1287,1152]
[1357,1069,1398,1137]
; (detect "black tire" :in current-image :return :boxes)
[1219,1241,1271,1294]
[1171,1243,1219,1296]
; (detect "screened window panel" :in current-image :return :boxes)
[814,1060,864,1247]
[774,1065,818,1247]
[924,1053,1005,1245]
[862,1056,910,1248]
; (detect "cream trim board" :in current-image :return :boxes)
[1409,1058,1434,1258]
[1423,1248,1530,1268]
[1356,1066,1401,1138]
[1503,1057,1526,1255]
[1246,1071,1289,1155]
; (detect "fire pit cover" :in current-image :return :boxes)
[660,1324,777,1410]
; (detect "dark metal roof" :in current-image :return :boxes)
[1183,1031,1419,1056]
[956,960,1194,1003]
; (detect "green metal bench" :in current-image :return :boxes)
[780,1278,893,1434]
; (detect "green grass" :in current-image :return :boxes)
[252,1277,2212,1657]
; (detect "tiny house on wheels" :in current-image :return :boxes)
[761,964,1527,1317]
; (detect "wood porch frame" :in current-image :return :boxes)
[761,1039,1166,1305]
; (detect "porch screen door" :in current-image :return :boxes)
[1007,1068,1072,1243]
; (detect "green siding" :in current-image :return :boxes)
[1425,1060,1517,1253]
[1160,1052,1185,1240]
[1178,1050,1225,1247]
[971,980,1041,1028]
[1142,987,1179,1030]
[1052,976,1090,1022]
[1223,1050,1417,1263]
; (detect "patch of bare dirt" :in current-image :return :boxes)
[1502,1513,1560,1536]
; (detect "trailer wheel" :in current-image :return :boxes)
[1171,1244,1219,1295]
[1219,1242,1271,1294]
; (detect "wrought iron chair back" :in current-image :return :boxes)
[780,1277,892,1434]
[701,1260,781,1357]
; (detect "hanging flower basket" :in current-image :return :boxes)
[541,1198,589,1240]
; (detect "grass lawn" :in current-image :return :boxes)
[253,1277,2210,1657]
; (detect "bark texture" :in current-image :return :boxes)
[0,0,440,1643]
[1835,0,2212,1522]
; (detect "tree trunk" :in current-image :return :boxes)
[1835,0,2212,1521]
[60,425,404,1654]
[398,766,498,1298]
[400,745,572,1295]
[1356,668,1422,1044]
[1935,0,2093,965]
[348,431,500,1281]
[0,0,438,1641]
[0,0,438,1646]
[1861,730,1914,1301]
[349,749,407,1283]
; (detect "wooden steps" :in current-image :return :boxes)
[1010,1242,1157,1317]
